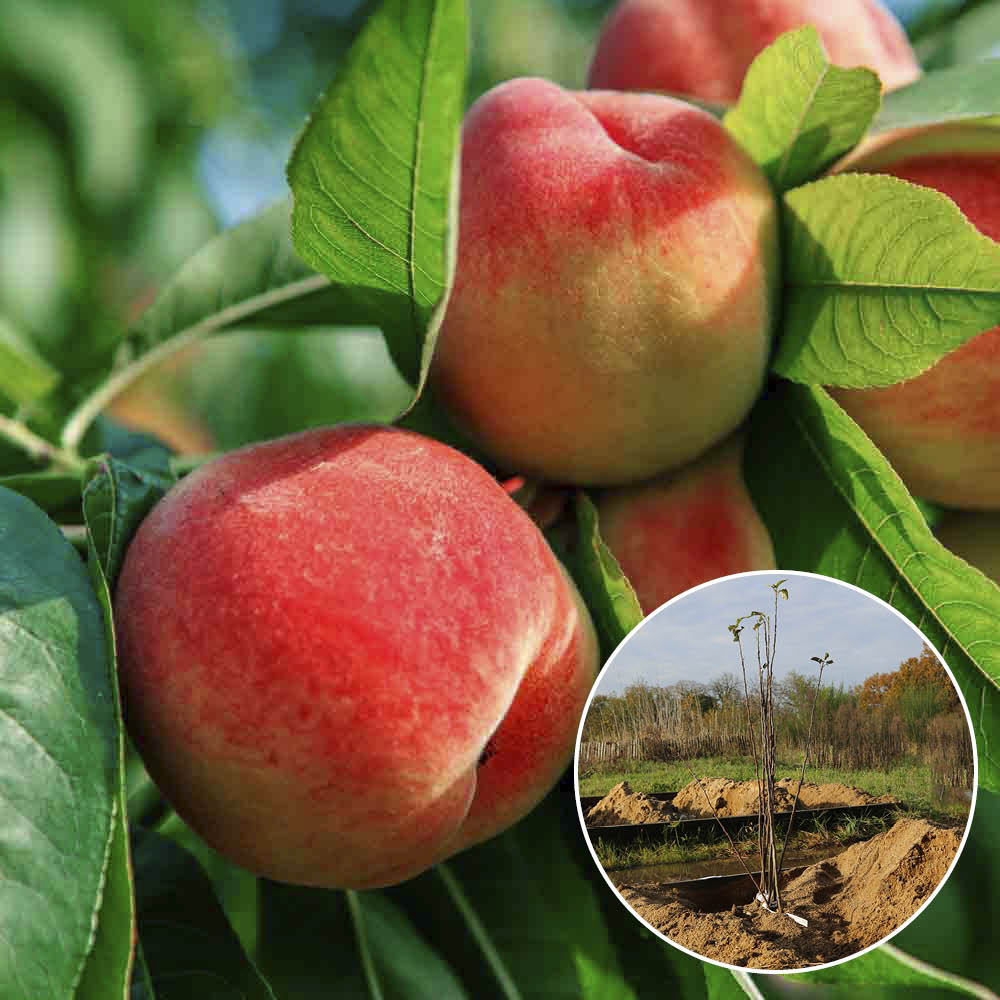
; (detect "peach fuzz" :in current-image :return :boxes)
[113,425,599,889]
[432,77,778,486]
[830,124,1000,510]
[587,0,920,104]
[594,436,775,615]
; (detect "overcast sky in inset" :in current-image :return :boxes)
[594,572,937,696]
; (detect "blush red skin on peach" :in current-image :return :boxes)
[831,126,1000,510]
[431,77,778,486]
[113,426,598,889]
[587,0,920,103]
[595,437,776,615]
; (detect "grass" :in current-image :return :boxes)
[578,754,971,822]
[592,809,900,871]
[580,753,972,870]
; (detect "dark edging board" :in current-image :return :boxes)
[583,802,900,848]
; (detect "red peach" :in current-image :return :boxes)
[594,436,776,615]
[113,425,599,889]
[432,77,778,486]
[830,124,1000,510]
[587,0,920,103]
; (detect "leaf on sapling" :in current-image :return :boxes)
[745,382,1000,793]
[774,173,1000,388]
[286,0,467,399]
[0,488,125,999]
[571,491,644,661]
[874,61,1000,133]
[723,27,881,192]
[0,315,60,405]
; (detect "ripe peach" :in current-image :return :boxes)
[587,0,920,103]
[113,425,599,889]
[937,511,1000,584]
[830,124,1000,509]
[431,77,778,486]
[593,436,776,614]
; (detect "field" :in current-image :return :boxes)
[579,754,972,821]
[579,757,972,969]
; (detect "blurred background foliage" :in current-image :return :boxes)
[3,0,990,464]
[3,0,1000,990]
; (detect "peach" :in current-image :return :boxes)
[937,511,1000,584]
[113,425,599,889]
[431,77,778,486]
[587,0,920,103]
[830,124,1000,509]
[594,436,775,615]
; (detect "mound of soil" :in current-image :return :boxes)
[585,781,681,826]
[671,777,898,818]
[618,817,962,970]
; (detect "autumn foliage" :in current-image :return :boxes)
[857,645,960,712]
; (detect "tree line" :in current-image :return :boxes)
[583,645,972,784]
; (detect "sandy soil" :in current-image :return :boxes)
[671,777,899,817]
[585,781,682,826]
[618,817,962,970]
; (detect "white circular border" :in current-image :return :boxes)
[573,569,980,977]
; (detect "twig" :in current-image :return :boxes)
[0,414,86,476]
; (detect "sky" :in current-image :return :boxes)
[593,571,944,697]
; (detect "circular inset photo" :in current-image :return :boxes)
[574,571,976,974]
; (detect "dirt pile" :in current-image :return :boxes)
[585,781,681,826]
[671,777,899,818]
[618,817,962,970]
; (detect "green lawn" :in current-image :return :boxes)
[592,810,898,871]
[578,754,971,822]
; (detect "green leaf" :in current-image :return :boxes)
[59,199,342,452]
[81,417,174,476]
[774,174,1000,388]
[258,881,467,999]
[0,0,148,211]
[875,62,1000,133]
[0,487,121,998]
[745,382,1000,792]
[131,828,275,1000]
[287,0,467,392]
[0,469,81,516]
[570,492,644,662]
[156,812,260,964]
[82,455,172,587]
[79,460,149,1000]
[386,791,642,999]
[0,316,60,405]
[167,328,411,452]
[724,27,881,192]
[704,966,765,999]
[788,942,996,996]
[893,786,1000,991]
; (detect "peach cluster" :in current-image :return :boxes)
[114,0,982,893]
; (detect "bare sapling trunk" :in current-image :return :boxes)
[728,582,834,920]
[777,651,834,876]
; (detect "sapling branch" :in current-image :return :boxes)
[777,652,834,877]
